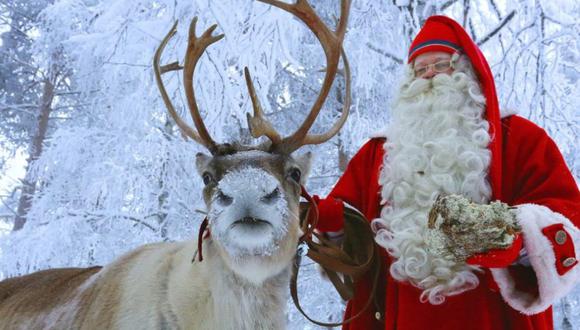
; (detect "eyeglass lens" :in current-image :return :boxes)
[414,60,452,76]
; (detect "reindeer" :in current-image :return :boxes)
[0,1,351,329]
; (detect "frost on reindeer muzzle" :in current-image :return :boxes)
[231,217,272,229]
[208,167,291,257]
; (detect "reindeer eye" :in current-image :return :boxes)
[261,188,280,204]
[216,190,233,206]
[202,172,214,185]
[288,168,301,183]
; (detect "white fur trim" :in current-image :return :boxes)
[491,204,580,315]
[370,128,388,139]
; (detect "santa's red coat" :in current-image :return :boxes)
[317,115,580,330]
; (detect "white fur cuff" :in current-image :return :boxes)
[491,203,580,315]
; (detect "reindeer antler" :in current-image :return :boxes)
[244,67,283,145]
[155,1,351,155]
[245,0,352,154]
[153,18,224,154]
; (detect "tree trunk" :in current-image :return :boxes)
[13,77,55,231]
[337,133,348,173]
[157,118,174,240]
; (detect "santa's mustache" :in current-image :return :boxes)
[401,73,458,97]
[402,69,484,101]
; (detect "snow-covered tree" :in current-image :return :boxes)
[0,0,578,328]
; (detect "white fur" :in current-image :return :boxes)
[114,241,292,330]
[5,238,296,329]
[0,161,304,329]
[370,68,515,140]
[372,57,492,304]
[491,204,580,314]
[210,167,289,259]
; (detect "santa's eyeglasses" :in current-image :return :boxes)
[413,59,455,77]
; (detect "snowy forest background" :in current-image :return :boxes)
[0,0,578,328]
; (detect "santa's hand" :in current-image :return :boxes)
[466,234,523,268]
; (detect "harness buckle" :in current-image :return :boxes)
[296,241,309,257]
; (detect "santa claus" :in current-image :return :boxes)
[315,15,580,330]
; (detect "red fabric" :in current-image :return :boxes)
[408,19,461,61]
[466,234,523,268]
[408,16,503,201]
[317,139,386,329]
[314,16,578,329]
[313,195,344,232]
[300,186,320,239]
[541,224,578,275]
[316,116,580,330]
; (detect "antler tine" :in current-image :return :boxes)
[302,48,351,145]
[183,18,225,154]
[244,67,283,145]
[258,0,351,154]
[153,21,203,144]
[160,61,182,74]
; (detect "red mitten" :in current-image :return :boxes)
[312,195,344,232]
[466,234,523,268]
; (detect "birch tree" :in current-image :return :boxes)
[0,0,81,230]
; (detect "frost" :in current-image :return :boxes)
[208,166,290,258]
[218,166,280,199]
[0,0,578,328]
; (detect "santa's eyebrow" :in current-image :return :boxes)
[415,56,452,66]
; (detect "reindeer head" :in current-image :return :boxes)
[153,0,351,283]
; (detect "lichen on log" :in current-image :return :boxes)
[425,194,521,262]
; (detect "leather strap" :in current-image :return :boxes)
[195,218,209,262]
[292,187,383,326]
[193,188,383,326]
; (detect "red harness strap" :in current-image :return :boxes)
[196,218,210,262]
[299,185,319,242]
[193,187,380,326]
[295,185,383,327]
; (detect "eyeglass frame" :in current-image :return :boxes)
[412,52,461,78]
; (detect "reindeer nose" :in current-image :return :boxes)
[260,187,280,205]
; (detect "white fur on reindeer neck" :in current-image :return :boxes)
[373,56,493,304]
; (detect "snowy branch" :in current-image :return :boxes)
[477,10,516,47]
[365,42,403,64]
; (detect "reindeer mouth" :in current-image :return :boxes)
[231,217,272,229]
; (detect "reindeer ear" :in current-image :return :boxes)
[195,153,212,176]
[294,152,313,184]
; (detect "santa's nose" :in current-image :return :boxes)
[422,66,437,79]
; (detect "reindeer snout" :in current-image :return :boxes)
[212,167,288,226]
[215,187,281,208]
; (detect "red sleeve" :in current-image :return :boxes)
[503,116,580,223]
[316,139,385,232]
[490,116,580,314]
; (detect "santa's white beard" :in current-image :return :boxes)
[372,62,493,305]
